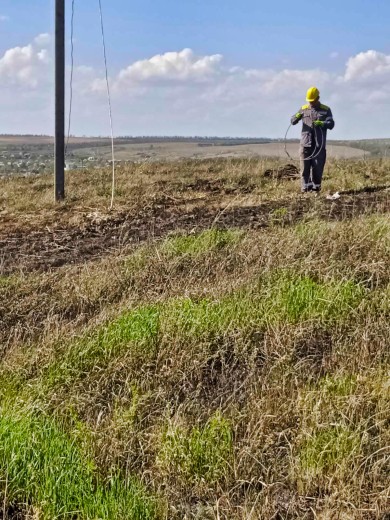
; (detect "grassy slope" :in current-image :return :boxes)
[0,158,389,519]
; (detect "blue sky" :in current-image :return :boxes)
[1,0,390,137]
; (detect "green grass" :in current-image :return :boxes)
[163,272,365,340]
[266,272,364,323]
[44,304,160,389]
[124,248,150,272]
[0,408,158,519]
[161,229,242,258]
[299,425,361,478]
[159,412,233,484]
[9,270,365,400]
[0,274,20,289]
[319,374,358,397]
[270,206,289,226]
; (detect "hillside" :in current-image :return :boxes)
[0,157,389,519]
[331,139,390,157]
[0,136,371,179]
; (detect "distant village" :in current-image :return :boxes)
[0,135,277,177]
[0,148,120,177]
[0,149,52,176]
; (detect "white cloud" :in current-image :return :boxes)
[117,48,223,86]
[0,15,9,22]
[2,39,390,138]
[86,47,390,138]
[34,33,51,46]
[330,52,339,59]
[336,49,390,115]
[85,50,335,136]
[0,34,51,88]
[261,69,330,95]
[344,50,390,82]
[92,50,331,103]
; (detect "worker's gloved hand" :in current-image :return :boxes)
[295,112,302,120]
[313,120,325,127]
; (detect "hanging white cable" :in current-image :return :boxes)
[284,123,325,162]
[284,124,293,161]
[65,0,76,158]
[305,126,324,161]
[98,0,116,210]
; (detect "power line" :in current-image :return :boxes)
[98,0,116,210]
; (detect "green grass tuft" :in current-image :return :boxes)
[0,274,20,289]
[163,272,365,341]
[267,272,365,323]
[299,425,361,477]
[45,305,160,389]
[320,374,358,397]
[159,412,233,484]
[0,408,157,519]
[162,229,242,257]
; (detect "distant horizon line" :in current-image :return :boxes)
[0,133,389,142]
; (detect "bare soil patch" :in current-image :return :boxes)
[263,163,299,179]
[1,189,389,274]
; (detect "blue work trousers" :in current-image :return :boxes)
[300,147,326,192]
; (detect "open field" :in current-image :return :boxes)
[0,157,390,519]
[0,136,372,165]
[0,135,104,145]
[72,142,369,161]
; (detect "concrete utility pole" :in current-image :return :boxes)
[55,0,65,201]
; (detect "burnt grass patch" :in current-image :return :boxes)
[292,328,334,379]
[0,503,28,520]
[0,189,389,274]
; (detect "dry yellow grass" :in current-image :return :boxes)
[0,157,389,519]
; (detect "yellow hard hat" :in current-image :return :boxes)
[306,86,320,102]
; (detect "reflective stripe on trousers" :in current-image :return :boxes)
[300,147,327,191]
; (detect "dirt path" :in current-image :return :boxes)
[1,190,389,274]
